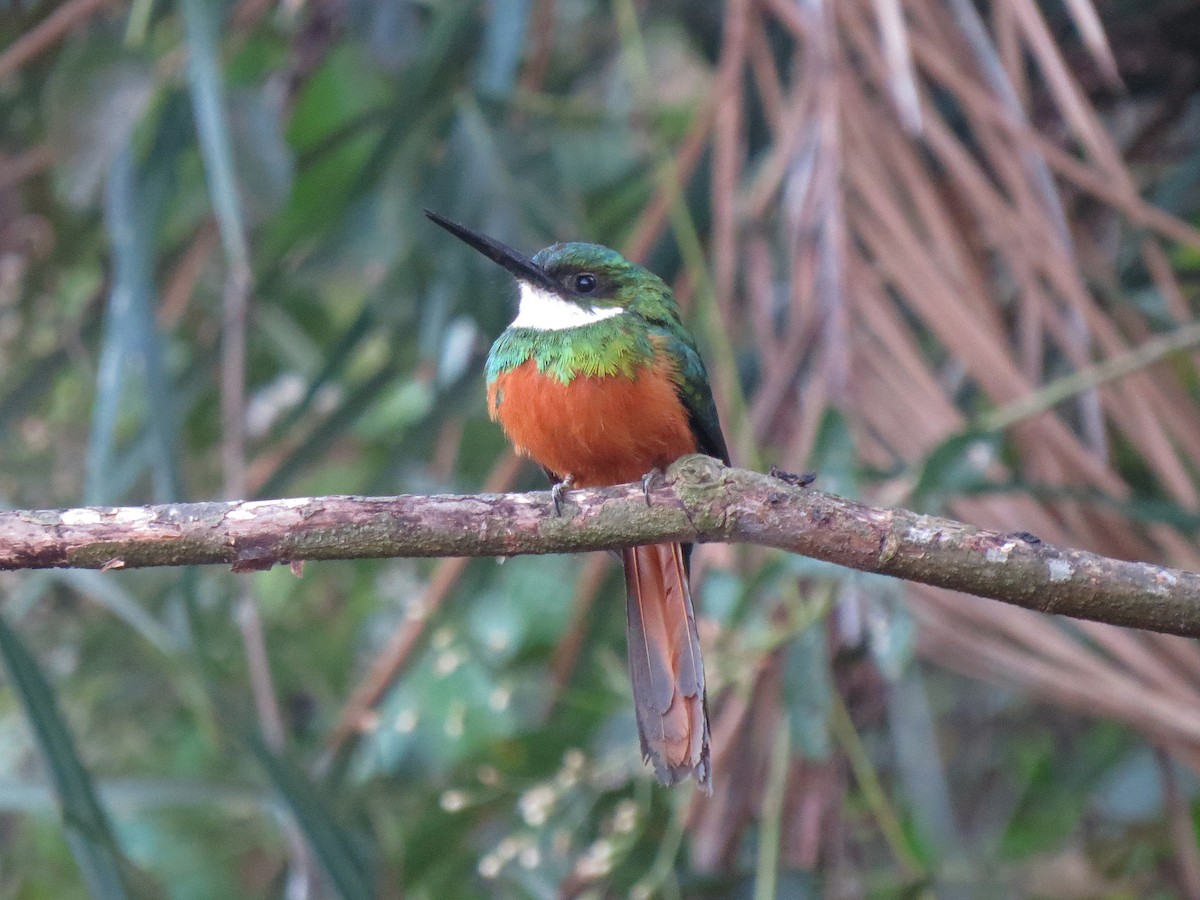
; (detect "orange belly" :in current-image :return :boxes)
[488,357,697,487]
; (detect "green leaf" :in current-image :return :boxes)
[884,666,964,866]
[47,571,176,655]
[87,141,181,505]
[909,429,1005,510]
[0,295,105,434]
[268,303,379,438]
[227,86,295,226]
[475,0,532,96]
[179,0,250,272]
[241,735,375,900]
[0,612,161,898]
[808,409,859,497]
[255,361,401,497]
[863,580,916,681]
[781,619,832,760]
[44,35,157,208]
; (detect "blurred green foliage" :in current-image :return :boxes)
[0,0,1198,895]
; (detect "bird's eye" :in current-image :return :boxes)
[572,273,598,294]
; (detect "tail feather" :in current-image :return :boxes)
[623,543,711,792]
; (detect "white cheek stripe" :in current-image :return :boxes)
[510,282,624,331]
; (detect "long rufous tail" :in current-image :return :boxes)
[622,543,711,793]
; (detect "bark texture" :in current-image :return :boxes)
[2,456,1197,637]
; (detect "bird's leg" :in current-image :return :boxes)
[641,468,664,507]
[551,474,576,516]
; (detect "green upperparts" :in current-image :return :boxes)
[423,212,730,464]
[485,241,683,385]
[485,314,656,386]
[528,241,677,319]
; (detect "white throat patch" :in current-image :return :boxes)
[510,282,624,331]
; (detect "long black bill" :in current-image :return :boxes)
[424,210,561,294]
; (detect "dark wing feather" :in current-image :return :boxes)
[650,327,731,466]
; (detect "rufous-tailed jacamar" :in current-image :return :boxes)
[426,210,729,791]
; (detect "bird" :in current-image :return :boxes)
[425,210,729,792]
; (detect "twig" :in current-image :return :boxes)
[0,0,114,81]
[324,555,469,760]
[6,457,1200,639]
[978,319,1200,432]
[829,692,923,878]
[322,452,523,760]
[621,99,714,265]
[754,717,791,900]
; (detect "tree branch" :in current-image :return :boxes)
[2,456,1197,637]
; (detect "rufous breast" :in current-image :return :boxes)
[487,354,696,488]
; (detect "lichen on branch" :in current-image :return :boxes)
[2,455,1198,637]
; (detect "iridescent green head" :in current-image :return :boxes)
[424,210,676,331]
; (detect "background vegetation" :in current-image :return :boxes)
[2,0,1200,894]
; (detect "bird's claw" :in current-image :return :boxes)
[551,475,576,516]
[641,469,663,506]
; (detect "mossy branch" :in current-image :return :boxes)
[2,456,1197,637]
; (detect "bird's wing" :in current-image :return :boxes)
[649,325,731,466]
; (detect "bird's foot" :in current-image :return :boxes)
[641,469,664,506]
[551,474,576,516]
